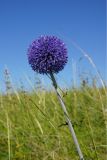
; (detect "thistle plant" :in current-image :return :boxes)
[27,35,84,160]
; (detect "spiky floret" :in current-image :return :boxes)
[28,36,68,74]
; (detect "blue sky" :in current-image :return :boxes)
[0,0,106,91]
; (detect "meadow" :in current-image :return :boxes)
[0,71,106,160]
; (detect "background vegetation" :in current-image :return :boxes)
[0,70,106,160]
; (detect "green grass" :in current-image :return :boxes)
[0,85,106,160]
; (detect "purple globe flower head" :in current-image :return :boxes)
[27,35,68,74]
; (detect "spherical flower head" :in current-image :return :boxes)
[27,36,68,74]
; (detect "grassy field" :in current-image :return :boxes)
[0,77,106,160]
